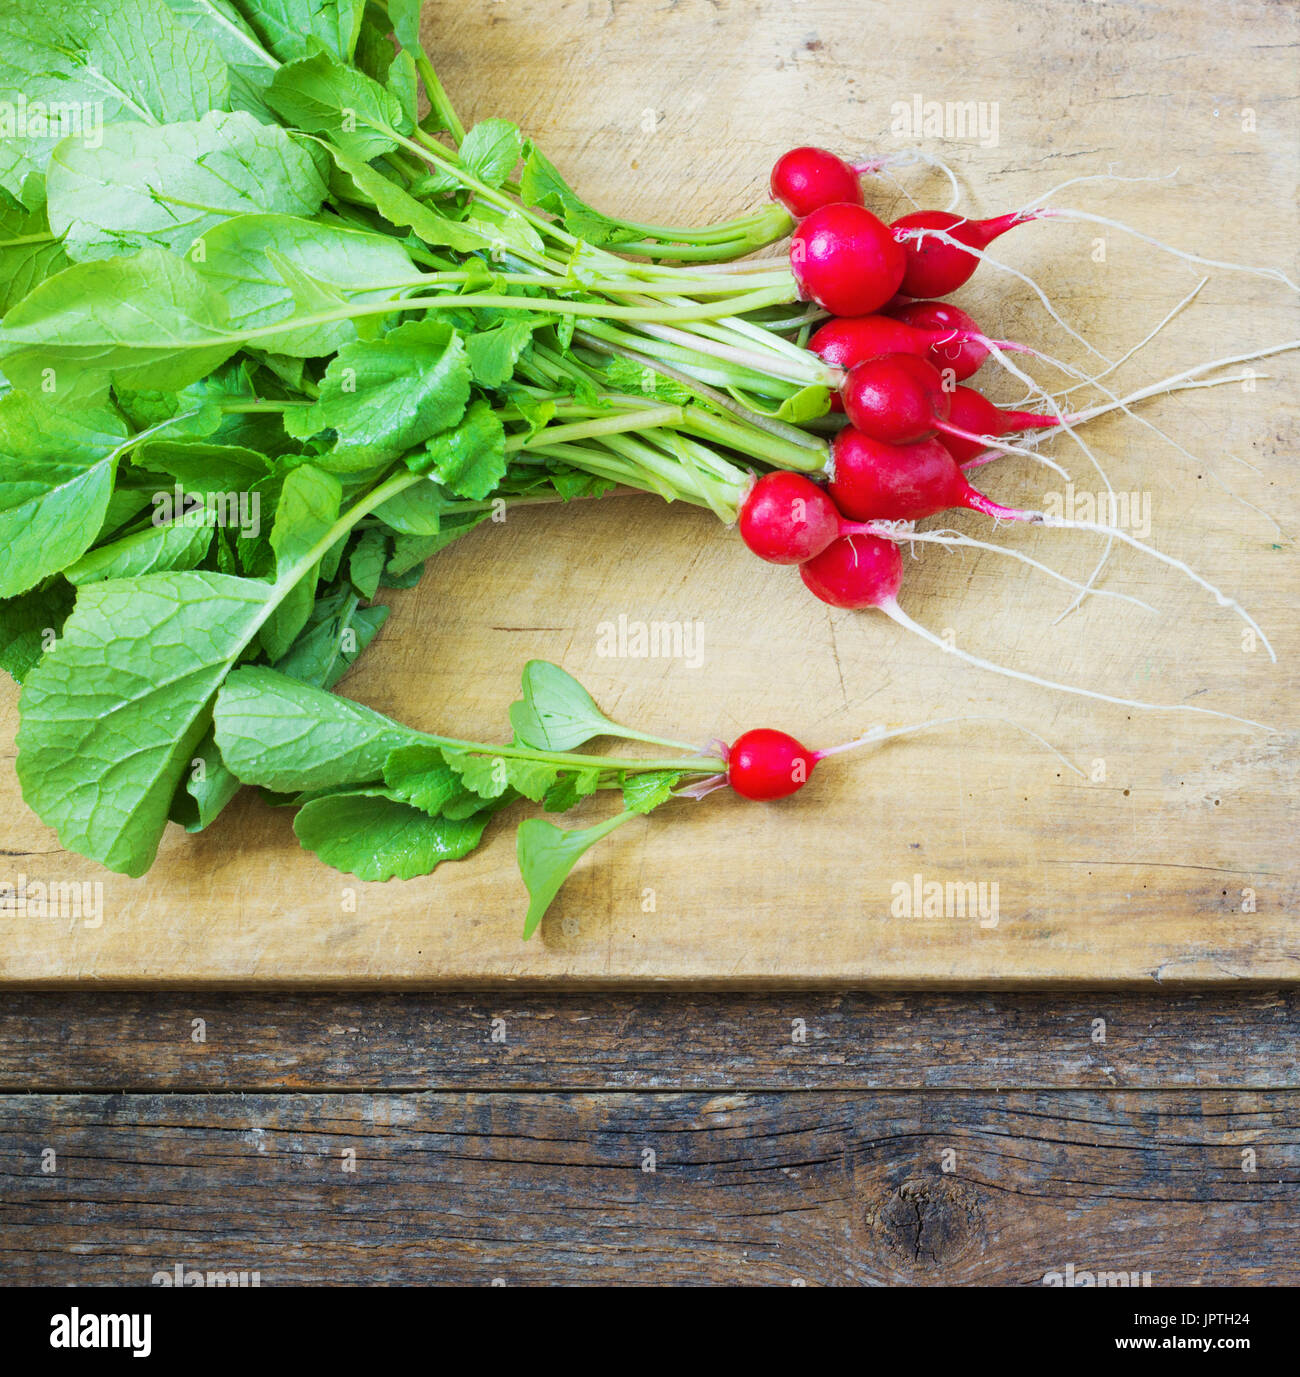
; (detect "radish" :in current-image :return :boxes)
[808,309,1019,383]
[838,355,1055,466]
[737,471,842,564]
[727,728,816,799]
[797,535,1271,726]
[839,353,952,444]
[940,386,1057,464]
[826,428,1015,523]
[888,301,996,380]
[799,531,903,609]
[770,147,865,219]
[728,713,1083,799]
[789,203,906,317]
[891,209,1039,297]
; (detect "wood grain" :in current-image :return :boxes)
[0,0,1296,985]
[3,1089,1294,1284]
[5,990,1297,1091]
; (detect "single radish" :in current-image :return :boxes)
[938,386,1058,463]
[888,301,995,379]
[837,355,1044,465]
[839,353,952,444]
[789,203,906,317]
[827,427,1022,523]
[737,471,842,565]
[727,728,816,799]
[795,535,1271,727]
[808,310,1014,383]
[891,209,1040,297]
[770,147,865,219]
[799,532,903,609]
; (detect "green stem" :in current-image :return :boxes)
[416,732,724,774]
[413,53,466,144]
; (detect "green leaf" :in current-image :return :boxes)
[444,749,558,804]
[168,723,241,832]
[0,248,240,403]
[261,463,342,659]
[466,318,539,389]
[324,146,509,256]
[294,787,489,881]
[382,742,471,816]
[0,579,75,684]
[214,663,416,792]
[508,659,623,751]
[542,767,602,814]
[600,357,694,404]
[133,438,273,492]
[0,0,231,202]
[65,515,215,585]
[411,399,506,501]
[0,202,68,312]
[162,0,280,119]
[385,49,419,127]
[194,212,416,358]
[15,571,276,875]
[386,0,425,54]
[267,50,408,160]
[621,769,682,815]
[518,143,639,247]
[776,385,832,423]
[46,111,328,262]
[373,480,446,536]
[517,811,636,939]
[285,318,471,462]
[460,120,523,189]
[225,0,366,63]
[272,591,388,689]
[0,393,132,597]
[348,527,388,599]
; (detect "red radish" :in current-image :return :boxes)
[891,209,1040,297]
[938,386,1058,463]
[837,355,1041,465]
[808,311,1006,382]
[827,427,1022,524]
[738,471,842,565]
[799,532,904,610]
[888,301,994,379]
[770,147,864,219]
[839,353,952,444]
[727,728,815,799]
[789,203,906,317]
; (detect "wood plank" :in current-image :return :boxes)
[1,0,1297,985]
[2,1090,1294,1284]
[5,991,1298,1091]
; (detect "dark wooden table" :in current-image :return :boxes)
[2,990,1295,1285]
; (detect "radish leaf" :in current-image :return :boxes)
[214,663,417,792]
[517,811,637,939]
[47,112,328,262]
[509,659,622,751]
[294,788,489,881]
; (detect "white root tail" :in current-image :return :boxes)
[877,598,1274,731]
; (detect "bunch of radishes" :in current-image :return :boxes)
[741,148,1067,606]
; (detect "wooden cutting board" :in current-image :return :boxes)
[1,0,1296,987]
